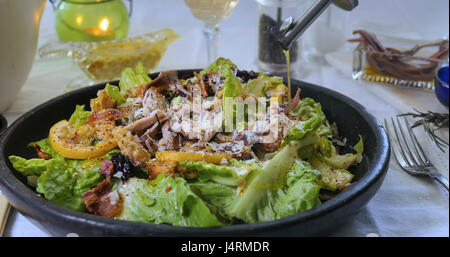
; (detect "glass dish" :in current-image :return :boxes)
[352,34,449,91]
[51,0,132,42]
[38,29,180,81]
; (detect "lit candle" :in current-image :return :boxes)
[83,17,116,41]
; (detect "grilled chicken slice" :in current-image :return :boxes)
[87,109,125,141]
[112,126,151,167]
[124,110,167,136]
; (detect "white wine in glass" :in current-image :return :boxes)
[184,0,240,64]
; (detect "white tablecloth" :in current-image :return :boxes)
[2,0,449,237]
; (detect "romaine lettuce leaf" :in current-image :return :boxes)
[119,62,152,92]
[315,135,364,170]
[10,138,65,176]
[318,136,337,158]
[36,162,103,211]
[118,176,223,227]
[222,67,244,129]
[308,135,363,191]
[199,57,237,77]
[290,97,319,119]
[190,181,238,222]
[179,161,245,186]
[273,161,321,218]
[309,157,354,191]
[281,115,324,147]
[29,138,62,160]
[290,97,332,137]
[186,150,325,224]
[229,140,319,223]
[105,84,126,106]
[68,105,91,127]
[8,156,57,176]
[243,73,282,97]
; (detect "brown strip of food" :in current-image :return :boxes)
[32,144,51,160]
[100,159,115,177]
[82,177,122,218]
[194,72,209,97]
[87,109,125,124]
[112,126,151,167]
[285,88,301,114]
[124,110,167,136]
[160,120,182,151]
[350,30,449,81]
[126,70,179,98]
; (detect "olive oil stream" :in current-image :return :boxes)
[284,49,292,102]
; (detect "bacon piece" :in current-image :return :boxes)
[285,88,301,114]
[87,109,124,124]
[100,159,115,177]
[82,178,122,218]
[32,144,51,160]
[125,70,179,98]
[194,72,209,97]
[262,141,281,153]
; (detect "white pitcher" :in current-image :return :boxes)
[0,0,46,113]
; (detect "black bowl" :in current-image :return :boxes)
[0,113,6,136]
[0,70,390,236]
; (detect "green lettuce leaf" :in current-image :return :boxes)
[8,156,56,176]
[318,136,337,158]
[10,138,66,176]
[273,161,321,218]
[290,97,332,137]
[222,67,244,129]
[315,135,364,170]
[179,161,244,186]
[222,68,243,98]
[105,84,126,106]
[28,138,62,160]
[119,62,152,92]
[68,105,91,127]
[118,176,223,227]
[281,115,324,147]
[36,162,103,211]
[308,135,363,191]
[243,73,283,97]
[189,158,323,224]
[199,57,237,77]
[190,181,238,222]
[309,157,354,191]
[230,139,319,223]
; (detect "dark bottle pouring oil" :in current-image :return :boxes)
[258,13,298,74]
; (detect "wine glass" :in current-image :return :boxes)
[184,0,240,64]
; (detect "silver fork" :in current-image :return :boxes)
[384,116,449,191]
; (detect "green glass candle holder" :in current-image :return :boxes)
[51,0,131,42]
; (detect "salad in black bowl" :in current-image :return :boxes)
[0,58,389,236]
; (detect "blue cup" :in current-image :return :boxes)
[435,65,449,107]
